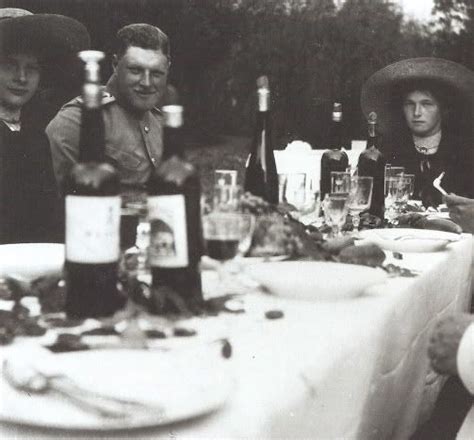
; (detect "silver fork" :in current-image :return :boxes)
[2,359,162,419]
[433,172,447,196]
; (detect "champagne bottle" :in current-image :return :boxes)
[357,112,386,218]
[148,105,203,313]
[244,76,278,204]
[320,102,349,201]
[63,51,123,318]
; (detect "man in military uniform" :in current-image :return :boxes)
[46,23,171,187]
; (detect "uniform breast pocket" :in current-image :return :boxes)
[106,147,142,171]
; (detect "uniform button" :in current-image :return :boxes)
[144,126,150,133]
[151,157,156,164]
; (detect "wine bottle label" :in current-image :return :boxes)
[148,195,189,268]
[66,196,121,263]
[332,111,342,122]
[258,88,270,112]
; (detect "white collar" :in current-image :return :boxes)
[413,130,442,155]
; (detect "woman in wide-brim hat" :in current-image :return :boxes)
[0,8,90,244]
[361,57,474,207]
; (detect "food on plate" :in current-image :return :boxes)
[338,243,386,267]
[359,213,383,229]
[321,236,355,254]
[397,213,462,233]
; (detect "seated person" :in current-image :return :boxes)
[429,314,474,440]
[361,58,474,207]
[46,23,173,188]
[0,8,89,243]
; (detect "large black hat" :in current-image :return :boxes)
[0,8,90,61]
[361,57,474,133]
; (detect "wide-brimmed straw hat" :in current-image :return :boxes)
[361,57,474,133]
[0,8,90,61]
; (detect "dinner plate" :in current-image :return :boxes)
[0,347,233,431]
[245,261,387,301]
[359,228,460,253]
[0,243,64,283]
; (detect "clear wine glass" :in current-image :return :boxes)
[404,174,415,199]
[212,184,242,212]
[330,171,351,194]
[347,176,373,230]
[215,169,238,187]
[384,175,411,224]
[323,193,349,237]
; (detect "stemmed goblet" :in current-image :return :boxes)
[347,176,373,230]
[323,193,349,237]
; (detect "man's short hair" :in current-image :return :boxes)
[115,23,170,60]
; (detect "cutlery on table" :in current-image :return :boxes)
[2,359,162,419]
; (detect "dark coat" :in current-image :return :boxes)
[383,129,473,207]
[0,104,62,244]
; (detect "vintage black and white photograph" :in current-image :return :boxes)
[0,0,473,438]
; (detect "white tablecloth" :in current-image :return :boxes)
[1,234,472,439]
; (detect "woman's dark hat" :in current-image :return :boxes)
[0,8,90,61]
[361,57,474,133]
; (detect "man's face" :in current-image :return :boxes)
[403,90,442,137]
[0,53,40,112]
[113,46,169,114]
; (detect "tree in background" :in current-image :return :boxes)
[0,0,443,144]
[432,0,474,70]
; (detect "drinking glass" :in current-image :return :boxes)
[404,174,415,199]
[212,184,242,212]
[331,171,351,194]
[384,175,411,224]
[237,213,256,258]
[278,173,306,209]
[323,193,349,237]
[384,165,405,193]
[215,169,238,187]
[202,212,244,288]
[347,176,373,230]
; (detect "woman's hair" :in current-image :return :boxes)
[115,23,170,61]
[390,78,470,133]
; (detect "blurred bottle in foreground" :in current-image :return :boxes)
[320,102,349,201]
[147,105,203,313]
[63,50,123,318]
[357,112,386,218]
[244,75,278,204]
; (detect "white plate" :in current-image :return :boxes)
[0,243,64,283]
[245,261,387,301]
[242,255,289,264]
[359,228,460,253]
[0,348,233,431]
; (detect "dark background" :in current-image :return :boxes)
[1,0,472,148]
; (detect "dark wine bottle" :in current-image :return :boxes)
[320,102,349,201]
[244,76,278,204]
[148,105,203,313]
[357,112,386,218]
[63,51,123,319]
